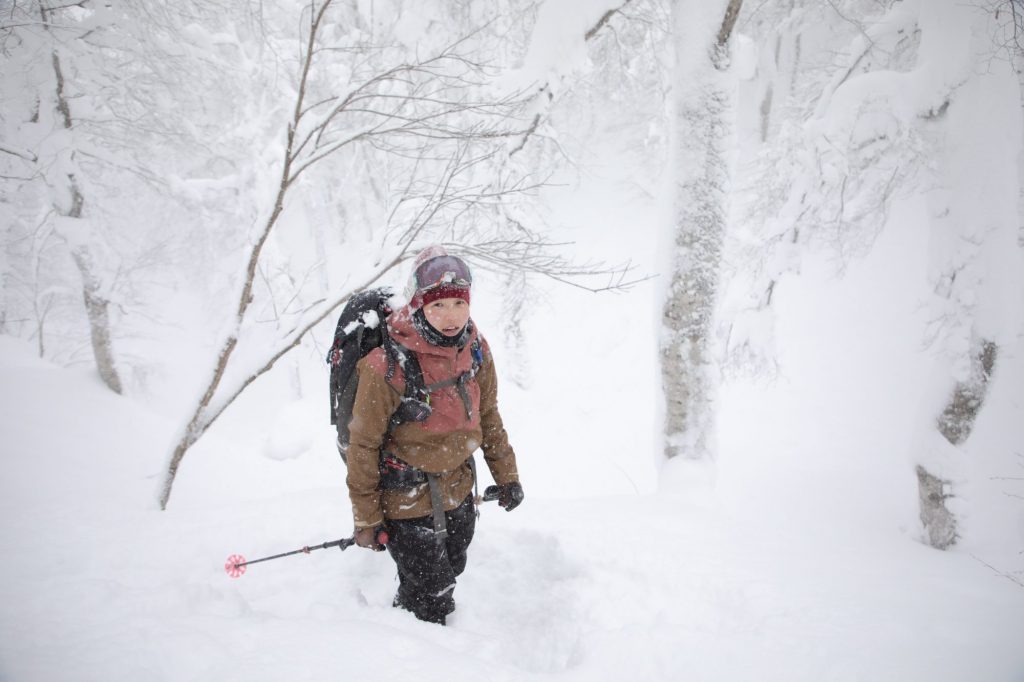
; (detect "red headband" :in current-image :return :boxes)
[413,283,471,309]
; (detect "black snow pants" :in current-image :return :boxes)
[385,494,476,625]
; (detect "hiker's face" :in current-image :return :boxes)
[423,297,470,336]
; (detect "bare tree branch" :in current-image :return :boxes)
[585,1,638,45]
[0,143,38,162]
[971,553,1024,590]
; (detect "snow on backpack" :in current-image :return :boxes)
[325,287,443,461]
[326,287,402,462]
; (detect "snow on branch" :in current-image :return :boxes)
[0,143,38,162]
[510,0,638,157]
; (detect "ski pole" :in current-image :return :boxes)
[225,529,388,578]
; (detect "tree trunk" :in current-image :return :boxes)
[918,339,998,550]
[661,0,743,459]
[916,465,957,550]
[158,1,332,509]
[936,339,998,446]
[46,23,123,394]
[71,248,123,395]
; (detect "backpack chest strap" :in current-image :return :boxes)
[408,339,483,420]
[424,368,478,420]
[386,338,483,423]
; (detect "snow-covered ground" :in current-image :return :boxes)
[2,338,1023,681]
[2,200,1023,680]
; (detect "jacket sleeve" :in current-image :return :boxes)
[477,345,519,485]
[345,355,401,528]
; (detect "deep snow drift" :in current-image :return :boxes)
[2,229,1023,681]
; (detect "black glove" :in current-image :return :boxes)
[484,482,524,512]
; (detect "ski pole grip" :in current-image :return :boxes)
[343,529,389,551]
[482,485,501,502]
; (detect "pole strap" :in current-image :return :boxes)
[426,473,448,540]
[469,456,480,518]
[424,456,478,539]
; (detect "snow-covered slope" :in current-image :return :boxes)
[2,332,1022,681]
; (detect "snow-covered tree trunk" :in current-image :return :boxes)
[44,11,122,395]
[727,0,1022,548]
[936,340,998,447]
[913,0,1023,550]
[68,241,122,395]
[661,0,742,460]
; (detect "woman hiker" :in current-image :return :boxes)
[345,245,524,625]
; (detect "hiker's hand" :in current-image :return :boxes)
[355,525,387,551]
[495,481,524,512]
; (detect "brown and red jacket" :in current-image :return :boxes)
[345,305,519,528]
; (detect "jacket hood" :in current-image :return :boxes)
[387,304,478,358]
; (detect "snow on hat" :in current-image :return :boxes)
[406,245,472,310]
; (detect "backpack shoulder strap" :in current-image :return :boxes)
[380,330,432,434]
[382,331,426,398]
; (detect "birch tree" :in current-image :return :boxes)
[661,0,743,460]
[1,0,251,384]
[1,1,124,390]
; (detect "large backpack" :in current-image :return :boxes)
[326,287,401,461]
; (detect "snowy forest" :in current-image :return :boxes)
[2,0,1023,680]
